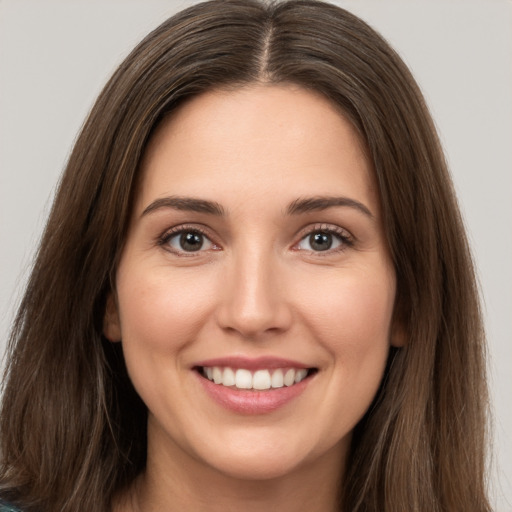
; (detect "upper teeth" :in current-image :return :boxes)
[203,367,309,390]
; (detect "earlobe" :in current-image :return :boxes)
[103,293,122,342]
[390,293,407,348]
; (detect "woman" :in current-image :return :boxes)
[0,1,491,511]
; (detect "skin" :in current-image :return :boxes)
[106,84,402,512]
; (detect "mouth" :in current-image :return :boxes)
[195,366,318,391]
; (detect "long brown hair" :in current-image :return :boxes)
[0,1,490,510]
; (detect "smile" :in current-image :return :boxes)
[193,357,318,413]
[199,366,314,390]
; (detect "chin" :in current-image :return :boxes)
[188,427,347,483]
[205,454,308,482]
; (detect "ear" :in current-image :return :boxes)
[390,319,407,348]
[389,288,407,348]
[103,292,122,342]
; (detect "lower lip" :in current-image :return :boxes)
[196,372,312,414]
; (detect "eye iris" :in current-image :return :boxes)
[310,232,332,251]
[180,232,203,251]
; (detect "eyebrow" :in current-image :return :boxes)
[141,194,373,219]
[286,196,374,218]
[141,196,225,217]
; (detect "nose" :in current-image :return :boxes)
[215,248,293,340]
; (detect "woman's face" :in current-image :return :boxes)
[105,84,401,481]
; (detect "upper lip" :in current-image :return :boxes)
[193,356,313,371]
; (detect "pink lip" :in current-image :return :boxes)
[193,355,311,371]
[195,372,312,414]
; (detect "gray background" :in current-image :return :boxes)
[0,1,510,509]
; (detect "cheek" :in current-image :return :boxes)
[302,268,394,333]
[285,265,396,448]
[116,265,217,353]
[114,264,221,422]
[296,265,395,373]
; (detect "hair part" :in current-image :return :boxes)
[0,1,490,511]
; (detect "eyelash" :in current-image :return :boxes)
[293,223,354,255]
[158,224,219,256]
[157,223,354,256]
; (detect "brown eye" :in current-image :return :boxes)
[166,230,214,253]
[296,228,351,253]
[309,232,333,251]
[180,232,204,251]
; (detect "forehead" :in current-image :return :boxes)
[136,84,377,214]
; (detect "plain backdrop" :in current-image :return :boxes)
[0,0,511,509]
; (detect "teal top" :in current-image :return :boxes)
[0,502,21,512]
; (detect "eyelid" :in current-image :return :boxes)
[157,223,221,255]
[156,222,354,256]
[292,223,354,253]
